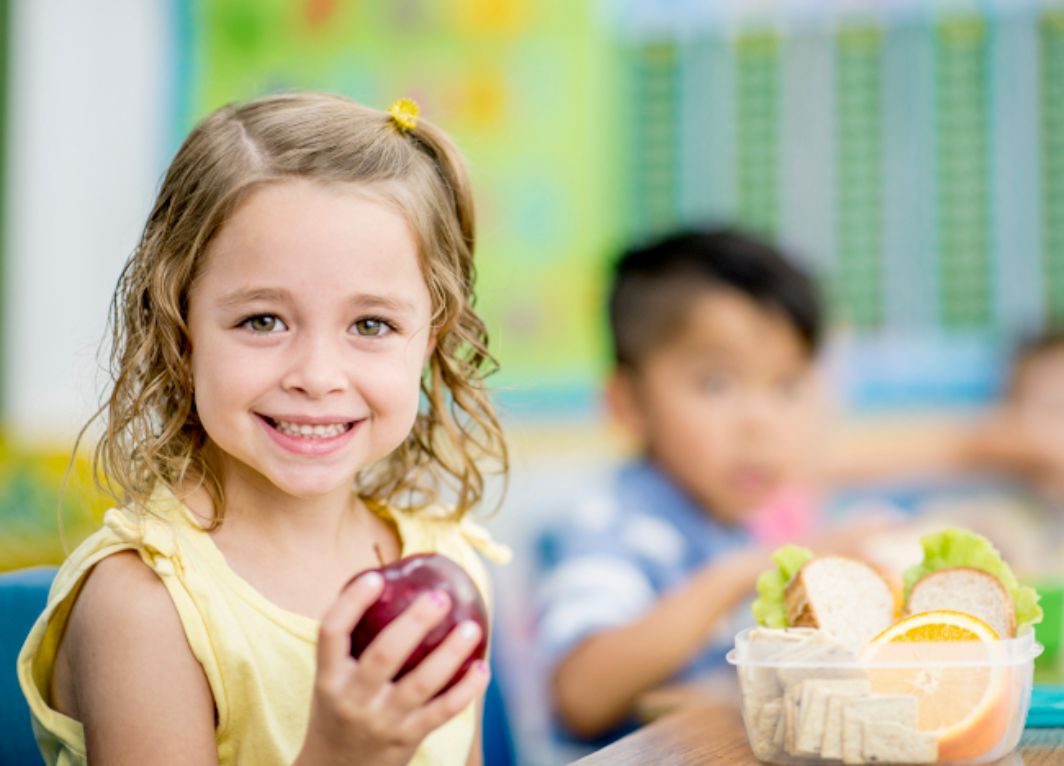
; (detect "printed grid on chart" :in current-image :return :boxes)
[622,6,1062,342]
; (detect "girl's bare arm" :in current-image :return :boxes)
[62,551,219,765]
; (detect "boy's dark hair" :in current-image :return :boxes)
[1009,326,1064,392]
[1014,327,1064,364]
[607,228,822,369]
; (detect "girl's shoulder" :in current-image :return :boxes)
[38,494,188,614]
[35,488,203,665]
[18,498,217,764]
[54,549,211,720]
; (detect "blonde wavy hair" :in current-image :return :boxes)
[78,92,507,527]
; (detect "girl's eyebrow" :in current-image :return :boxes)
[217,287,290,307]
[217,287,416,314]
[350,293,417,314]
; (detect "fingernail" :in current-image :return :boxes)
[428,589,449,608]
[359,572,383,590]
[458,620,480,640]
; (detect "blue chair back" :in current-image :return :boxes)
[1,566,55,766]
[482,648,517,766]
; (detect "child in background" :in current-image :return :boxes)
[825,328,1064,581]
[18,93,510,766]
[536,229,886,744]
[1005,329,1064,505]
[906,329,1064,573]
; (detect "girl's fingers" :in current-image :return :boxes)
[398,658,491,740]
[389,620,483,710]
[316,572,384,678]
[348,590,453,692]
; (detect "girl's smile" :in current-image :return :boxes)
[257,414,363,457]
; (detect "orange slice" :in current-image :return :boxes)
[862,610,1011,762]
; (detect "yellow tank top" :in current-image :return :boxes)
[17,485,510,766]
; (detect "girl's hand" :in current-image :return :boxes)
[295,572,490,766]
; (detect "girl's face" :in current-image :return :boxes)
[187,180,434,501]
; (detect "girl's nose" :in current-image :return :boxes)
[281,334,346,397]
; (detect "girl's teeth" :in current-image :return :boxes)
[272,420,351,438]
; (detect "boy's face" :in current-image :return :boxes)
[610,288,820,525]
[1013,347,1064,420]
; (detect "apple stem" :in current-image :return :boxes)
[374,543,385,567]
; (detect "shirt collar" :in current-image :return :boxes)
[616,458,751,555]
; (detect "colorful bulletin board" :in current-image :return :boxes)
[176,0,622,417]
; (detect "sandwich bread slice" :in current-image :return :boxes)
[784,556,895,648]
[901,529,1042,638]
[906,566,1015,638]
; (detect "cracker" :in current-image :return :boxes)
[819,681,871,759]
[861,719,938,764]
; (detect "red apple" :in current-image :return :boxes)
[348,552,488,695]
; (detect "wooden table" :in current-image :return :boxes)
[572,700,1064,765]
[573,674,1064,765]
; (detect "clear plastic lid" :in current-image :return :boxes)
[726,626,1043,669]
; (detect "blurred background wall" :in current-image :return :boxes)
[3,0,1064,759]
[8,0,1064,551]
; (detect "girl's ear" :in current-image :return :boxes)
[604,368,647,440]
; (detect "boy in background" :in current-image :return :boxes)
[905,329,1064,571]
[535,229,882,744]
[823,328,1064,578]
[1005,329,1064,504]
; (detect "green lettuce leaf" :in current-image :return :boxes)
[751,544,814,627]
[903,528,1043,631]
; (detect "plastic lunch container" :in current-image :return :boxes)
[726,627,1043,765]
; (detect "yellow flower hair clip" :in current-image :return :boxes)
[388,97,420,132]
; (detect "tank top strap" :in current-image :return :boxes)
[370,501,511,563]
[456,515,512,565]
[367,502,511,623]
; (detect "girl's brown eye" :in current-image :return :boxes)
[354,318,389,337]
[244,315,283,333]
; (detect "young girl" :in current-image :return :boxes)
[18,92,510,766]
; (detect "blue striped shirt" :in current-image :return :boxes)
[536,459,757,717]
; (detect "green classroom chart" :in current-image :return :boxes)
[179,0,618,413]
[619,2,1064,350]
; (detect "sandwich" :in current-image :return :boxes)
[902,528,1042,638]
[752,545,896,649]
